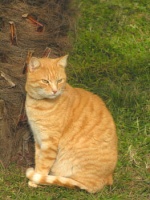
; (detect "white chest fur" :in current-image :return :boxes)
[28,119,43,147]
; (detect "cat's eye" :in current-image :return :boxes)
[42,79,49,84]
[57,79,63,83]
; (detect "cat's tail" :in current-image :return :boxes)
[26,168,89,192]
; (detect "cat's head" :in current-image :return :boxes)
[25,55,68,99]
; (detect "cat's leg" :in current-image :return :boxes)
[35,143,40,161]
[27,143,40,187]
[34,140,58,174]
[26,168,89,192]
[26,138,58,187]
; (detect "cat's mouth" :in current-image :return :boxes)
[48,92,61,99]
[49,95,57,99]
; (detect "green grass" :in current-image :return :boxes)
[1,0,150,199]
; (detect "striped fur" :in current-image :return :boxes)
[25,56,118,193]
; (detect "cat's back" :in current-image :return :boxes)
[58,84,117,147]
[68,85,115,125]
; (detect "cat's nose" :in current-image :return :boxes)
[52,90,57,94]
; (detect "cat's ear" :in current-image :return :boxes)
[57,55,68,68]
[28,57,41,72]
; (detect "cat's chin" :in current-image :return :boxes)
[48,95,58,99]
[47,93,61,99]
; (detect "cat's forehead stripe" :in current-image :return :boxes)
[47,65,58,80]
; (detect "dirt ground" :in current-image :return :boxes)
[0,0,74,167]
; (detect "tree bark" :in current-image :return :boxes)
[0,100,12,167]
[0,0,74,167]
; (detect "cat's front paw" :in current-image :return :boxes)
[26,168,38,188]
[26,167,42,185]
[28,180,38,188]
[26,167,35,179]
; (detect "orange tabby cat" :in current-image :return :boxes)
[25,55,118,193]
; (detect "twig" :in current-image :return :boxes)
[42,47,51,58]
[22,50,34,74]
[0,71,16,88]
[22,13,44,32]
[9,21,18,46]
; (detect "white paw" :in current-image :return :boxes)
[26,168,42,185]
[26,167,34,179]
[28,180,38,188]
[32,173,42,184]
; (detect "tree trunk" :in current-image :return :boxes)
[0,0,74,167]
